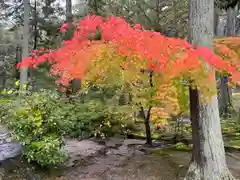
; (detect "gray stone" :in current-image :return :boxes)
[117,145,132,156]
[123,139,146,146]
[0,132,11,145]
[0,143,22,161]
[0,125,22,162]
[0,126,8,134]
[105,138,124,148]
[63,139,105,167]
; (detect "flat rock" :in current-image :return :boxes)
[117,145,134,156]
[123,139,146,146]
[105,138,124,148]
[63,139,105,167]
[0,143,22,161]
[0,125,8,134]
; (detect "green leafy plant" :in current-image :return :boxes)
[0,85,136,166]
[0,89,69,166]
[66,86,136,139]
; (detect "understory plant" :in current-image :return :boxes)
[65,85,136,138]
[0,89,69,166]
[0,86,136,166]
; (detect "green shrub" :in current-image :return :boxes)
[63,85,136,139]
[0,89,69,166]
[66,99,136,139]
[0,86,136,166]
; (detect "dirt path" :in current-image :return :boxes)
[60,151,185,180]
[1,139,240,180]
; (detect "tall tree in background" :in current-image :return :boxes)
[186,0,235,179]
[66,0,73,22]
[218,2,239,116]
[66,0,81,93]
[226,5,238,36]
[20,0,30,89]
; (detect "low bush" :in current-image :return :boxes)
[0,87,136,166]
[65,86,136,138]
[0,89,69,166]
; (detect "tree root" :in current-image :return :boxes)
[184,162,236,180]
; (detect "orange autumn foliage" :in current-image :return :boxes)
[17,15,240,127]
[214,36,240,82]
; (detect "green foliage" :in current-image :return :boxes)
[174,142,191,151]
[0,85,136,165]
[0,89,69,166]
[67,86,136,138]
[174,80,189,116]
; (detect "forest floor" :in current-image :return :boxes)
[1,138,240,180]
[1,92,240,180]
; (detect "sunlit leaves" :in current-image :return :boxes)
[17,15,240,117]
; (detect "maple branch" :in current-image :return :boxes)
[149,71,153,87]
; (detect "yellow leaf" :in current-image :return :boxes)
[1,89,6,95]
[7,89,13,94]
[23,84,27,90]
[15,80,20,87]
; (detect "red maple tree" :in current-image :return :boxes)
[17,15,240,90]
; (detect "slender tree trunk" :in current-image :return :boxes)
[143,71,154,146]
[218,5,238,116]
[172,0,178,37]
[20,0,30,90]
[140,106,152,146]
[0,69,6,92]
[226,6,238,36]
[185,0,235,179]
[138,70,153,146]
[219,75,232,116]
[93,0,99,15]
[29,0,38,89]
[15,44,22,80]
[14,30,21,80]
[214,8,229,116]
[66,0,81,93]
[33,0,38,50]
[214,7,220,36]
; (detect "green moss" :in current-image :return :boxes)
[151,143,192,158]
[174,142,192,152]
[151,148,174,157]
[226,139,240,149]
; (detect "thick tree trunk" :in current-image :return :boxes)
[187,91,235,180]
[144,110,152,146]
[20,0,30,90]
[186,0,235,179]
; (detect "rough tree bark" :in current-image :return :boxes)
[185,0,235,179]
[20,0,30,90]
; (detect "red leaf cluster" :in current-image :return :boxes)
[17,15,240,87]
